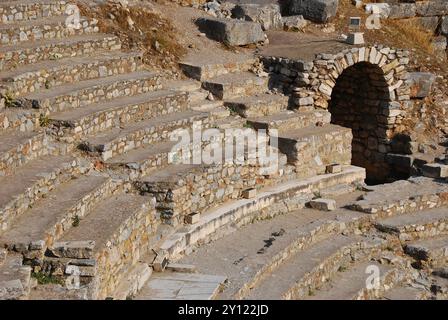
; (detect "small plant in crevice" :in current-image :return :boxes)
[72,215,81,227]
[31,271,64,285]
[2,91,16,108]
[338,265,348,272]
[44,79,51,90]
[39,114,50,127]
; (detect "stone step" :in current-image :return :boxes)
[106,140,194,179]
[382,285,428,300]
[247,110,331,132]
[0,106,37,132]
[159,165,366,261]
[0,252,31,300]
[177,189,369,300]
[0,15,98,46]
[0,174,118,255]
[163,79,206,104]
[0,155,83,232]
[112,260,152,300]
[349,177,448,217]
[306,261,398,300]
[224,93,289,118]
[0,130,50,176]
[1,50,142,96]
[375,207,448,241]
[19,70,161,114]
[0,0,69,23]
[179,54,256,81]
[49,89,189,139]
[80,110,209,161]
[163,79,202,93]
[277,124,352,175]
[404,235,448,268]
[54,192,155,299]
[0,33,121,72]
[202,72,269,100]
[135,272,227,300]
[245,235,376,300]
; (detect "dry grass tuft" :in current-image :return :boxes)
[385,19,435,54]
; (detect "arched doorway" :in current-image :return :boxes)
[328,62,393,184]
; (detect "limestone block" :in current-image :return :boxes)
[309,198,337,211]
[195,17,265,46]
[416,1,448,17]
[242,188,257,199]
[166,263,197,273]
[288,0,338,23]
[414,16,440,32]
[326,163,342,174]
[282,15,308,31]
[441,16,448,36]
[185,212,200,224]
[365,3,391,18]
[50,241,95,259]
[388,3,416,19]
[422,163,448,178]
[153,252,169,272]
[231,3,283,30]
[407,72,436,98]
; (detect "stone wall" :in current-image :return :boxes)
[136,163,264,227]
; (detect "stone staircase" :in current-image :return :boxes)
[0,0,370,300]
[4,0,445,301]
[170,175,448,300]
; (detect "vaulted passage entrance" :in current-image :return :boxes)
[329,62,392,184]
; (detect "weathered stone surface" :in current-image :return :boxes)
[195,17,265,46]
[326,163,342,174]
[282,15,308,31]
[432,36,447,53]
[309,198,337,211]
[407,72,436,98]
[388,3,417,19]
[422,163,448,178]
[415,16,440,32]
[288,0,338,23]
[441,16,448,36]
[50,241,95,259]
[416,0,448,17]
[231,3,283,30]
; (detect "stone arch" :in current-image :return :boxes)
[312,46,411,183]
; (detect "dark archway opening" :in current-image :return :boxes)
[329,62,398,185]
